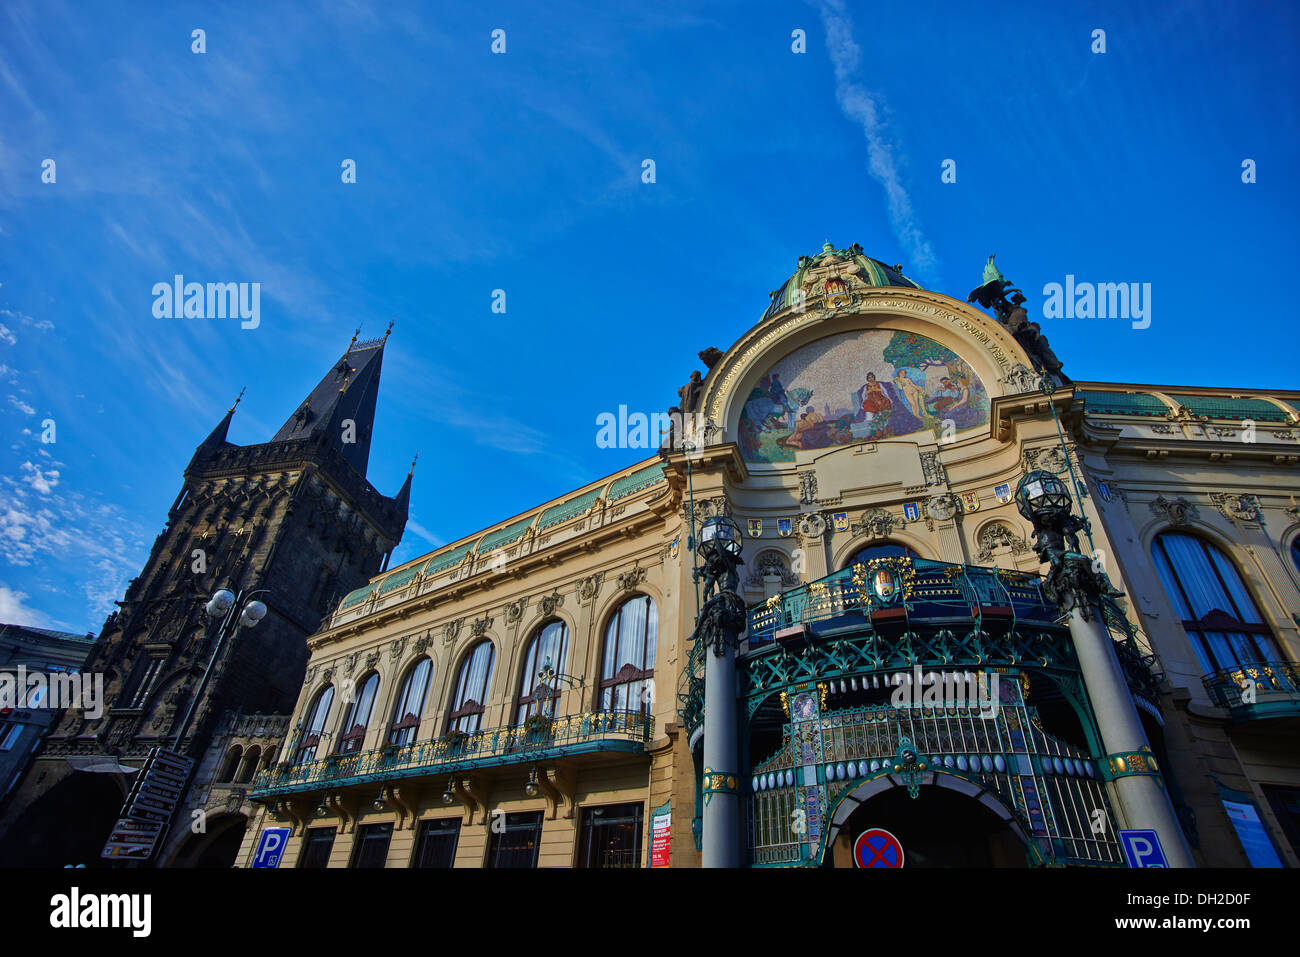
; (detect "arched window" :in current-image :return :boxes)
[389,658,432,747]
[601,595,657,716]
[847,542,917,568]
[236,745,261,783]
[296,685,335,765]
[516,620,571,724]
[447,642,495,733]
[337,672,380,754]
[219,746,242,782]
[1291,537,1300,577]
[1151,532,1282,674]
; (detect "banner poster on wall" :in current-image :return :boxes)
[650,799,671,868]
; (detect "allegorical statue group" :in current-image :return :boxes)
[967,254,1069,385]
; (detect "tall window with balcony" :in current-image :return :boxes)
[388,657,431,747]
[1151,533,1283,677]
[295,685,334,765]
[600,595,657,716]
[516,620,570,724]
[337,672,380,754]
[447,641,495,733]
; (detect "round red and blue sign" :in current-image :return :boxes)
[853,828,904,868]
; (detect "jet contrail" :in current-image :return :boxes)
[817,0,939,282]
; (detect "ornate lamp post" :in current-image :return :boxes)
[695,514,746,867]
[172,586,269,752]
[1015,472,1194,867]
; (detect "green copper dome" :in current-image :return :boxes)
[763,241,921,320]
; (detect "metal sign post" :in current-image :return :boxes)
[102,746,194,862]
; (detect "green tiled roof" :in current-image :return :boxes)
[607,463,666,501]
[422,541,476,576]
[477,516,535,553]
[339,583,377,610]
[538,488,602,530]
[1166,394,1290,423]
[1077,390,1170,417]
[764,243,922,320]
[376,562,422,596]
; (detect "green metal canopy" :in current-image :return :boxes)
[1166,393,1290,422]
[339,582,378,610]
[476,516,535,553]
[422,541,477,576]
[376,562,422,596]
[537,488,602,530]
[1076,390,1170,417]
[607,463,665,501]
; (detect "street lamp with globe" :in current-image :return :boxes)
[696,515,744,606]
[172,586,270,751]
[694,513,746,868]
[1013,470,1194,865]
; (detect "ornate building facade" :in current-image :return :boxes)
[230,244,1297,868]
[0,332,410,866]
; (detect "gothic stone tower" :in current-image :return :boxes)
[0,331,410,866]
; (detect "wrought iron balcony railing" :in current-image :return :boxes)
[1203,661,1300,720]
[746,557,1060,642]
[680,558,1167,738]
[249,709,652,798]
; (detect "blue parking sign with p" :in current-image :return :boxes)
[1119,829,1168,868]
[252,827,291,868]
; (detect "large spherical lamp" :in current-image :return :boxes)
[205,588,237,618]
[239,600,268,627]
[1014,470,1073,524]
[699,515,743,556]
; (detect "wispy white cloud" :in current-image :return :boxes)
[19,460,58,493]
[0,471,148,629]
[0,308,52,332]
[0,583,51,627]
[816,0,938,281]
[403,519,443,548]
[0,324,14,346]
[8,394,34,415]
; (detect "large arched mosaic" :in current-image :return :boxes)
[738,329,990,463]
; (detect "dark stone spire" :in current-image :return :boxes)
[394,452,417,515]
[270,328,392,478]
[195,388,243,457]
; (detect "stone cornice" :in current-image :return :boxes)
[1086,429,1300,466]
[658,444,748,489]
[990,387,1075,442]
[308,506,667,649]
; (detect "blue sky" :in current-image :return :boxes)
[1,0,1296,632]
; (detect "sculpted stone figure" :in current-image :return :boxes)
[661,405,682,449]
[698,346,724,370]
[967,254,1070,384]
[678,369,704,413]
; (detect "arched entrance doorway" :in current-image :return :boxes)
[163,812,249,867]
[822,773,1037,867]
